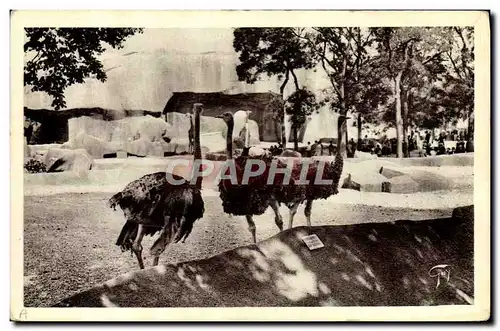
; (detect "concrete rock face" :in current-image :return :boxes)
[24,138,30,158]
[44,112,263,158]
[44,148,94,173]
[233,110,260,145]
[66,115,174,157]
[385,174,419,193]
[340,158,465,194]
[354,151,377,159]
[168,132,224,154]
[68,115,174,144]
[247,147,270,157]
[126,138,154,157]
[63,131,118,158]
[341,161,392,192]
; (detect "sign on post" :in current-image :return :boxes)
[301,234,325,250]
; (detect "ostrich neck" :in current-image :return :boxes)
[226,119,234,159]
[193,111,203,189]
[244,117,250,148]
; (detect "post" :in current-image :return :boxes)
[245,110,251,148]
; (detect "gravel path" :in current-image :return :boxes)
[23,192,468,307]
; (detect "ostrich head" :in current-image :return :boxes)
[216,111,234,123]
[193,103,204,115]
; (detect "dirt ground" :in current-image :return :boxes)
[22,191,464,307]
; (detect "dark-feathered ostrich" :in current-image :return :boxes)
[108,103,205,269]
[216,111,284,243]
[275,114,349,229]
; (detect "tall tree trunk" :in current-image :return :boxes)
[357,115,362,150]
[394,72,404,158]
[193,105,203,190]
[467,109,474,140]
[290,69,301,150]
[290,69,300,90]
[279,70,289,147]
[402,89,410,158]
[339,55,348,158]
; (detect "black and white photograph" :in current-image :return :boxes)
[11,10,490,322]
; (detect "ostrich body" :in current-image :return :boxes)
[216,111,285,243]
[109,103,205,269]
[274,115,348,229]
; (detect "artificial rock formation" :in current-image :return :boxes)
[44,148,94,173]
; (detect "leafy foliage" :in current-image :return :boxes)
[285,88,319,128]
[24,158,47,173]
[284,88,320,150]
[348,64,392,124]
[233,28,316,146]
[233,28,315,90]
[24,28,143,110]
[303,28,379,113]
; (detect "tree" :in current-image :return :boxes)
[370,27,450,157]
[24,28,142,110]
[403,28,474,143]
[441,27,474,139]
[401,46,447,156]
[296,27,381,157]
[284,88,320,150]
[347,61,392,149]
[233,28,315,146]
[371,28,417,158]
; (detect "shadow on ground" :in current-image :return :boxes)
[53,205,474,307]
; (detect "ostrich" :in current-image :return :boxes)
[109,103,205,269]
[275,115,349,229]
[216,111,284,243]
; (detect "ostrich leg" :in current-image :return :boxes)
[172,217,194,243]
[131,224,146,269]
[245,215,257,243]
[304,199,313,227]
[269,200,283,231]
[288,202,300,229]
[150,217,173,266]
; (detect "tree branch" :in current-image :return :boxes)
[387,40,394,77]
[362,30,375,48]
[422,51,443,65]
[454,27,468,51]
[279,68,290,95]
[321,59,342,99]
[290,69,300,90]
[446,51,463,80]
[26,49,47,66]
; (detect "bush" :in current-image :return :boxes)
[24,158,47,173]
